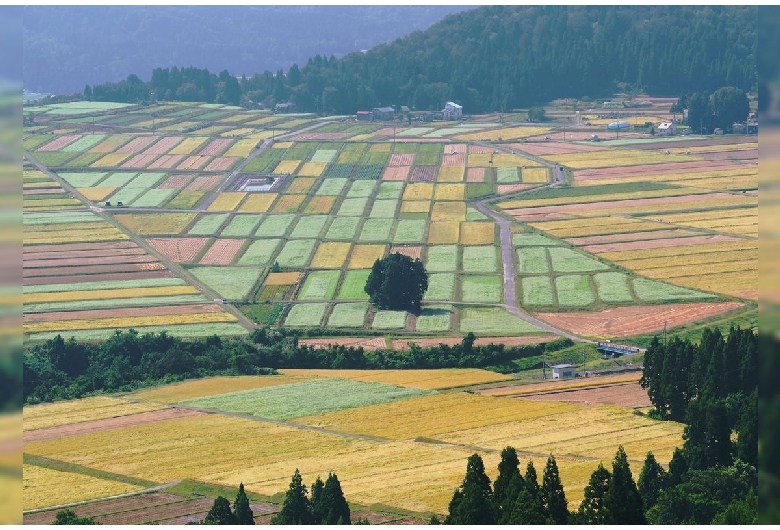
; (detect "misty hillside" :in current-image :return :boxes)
[22,5,472,94]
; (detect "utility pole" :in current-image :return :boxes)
[663,320,667,348]
[542,349,546,380]
[582,345,586,377]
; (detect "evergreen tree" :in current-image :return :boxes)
[310,476,325,523]
[524,460,539,497]
[321,473,351,525]
[540,455,568,524]
[637,452,667,512]
[667,447,689,488]
[53,510,100,525]
[603,446,646,524]
[364,253,428,313]
[444,454,495,524]
[271,469,314,525]
[492,446,523,523]
[577,463,611,525]
[204,496,238,525]
[736,389,758,467]
[507,487,548,525]
[233,483,254,525]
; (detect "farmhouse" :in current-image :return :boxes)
[443,101,463,120]
[551,364,576,380]
[275,101,296,113]
[372,106,396,121]
[658,121,676,136]
[356,110,371,122]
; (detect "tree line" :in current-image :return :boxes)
[23,328,572,404]
[81,6,756,113]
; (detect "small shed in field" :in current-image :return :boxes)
[551,364,575,379]
[658,122,676,136]
[356,110,371,122]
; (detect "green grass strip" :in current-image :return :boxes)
[188,213,230,235]
[283,303,328,327]
[555,274,596,307]
[327,303,369,327]
[24,455,158,489]
[298,270,341,300]
[23,277,186,294]
[337,270,371,300]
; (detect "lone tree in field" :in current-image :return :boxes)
[364,253,428,314]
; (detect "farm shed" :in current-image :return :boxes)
[356,110,371,122]
[443,101,463,119]
[275,102,296,113]
[658,122,676,136]
[551,364,575,379]
[372,107,396,121]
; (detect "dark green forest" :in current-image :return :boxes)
[83,6,756,114]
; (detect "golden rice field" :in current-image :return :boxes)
[23,465,145,511]
[223,139,260,158]
[219,128,257,138]
[288,178,317,194]
[24,229,129,245]
[671,175,758,192]
[400,200,430,213]
[668,217,757,237]
[246,116,279,126]
[548,149,697,169]
[24,197,84,208]
[129,375,314,403]
[370,143,392,152]
[427,222,460,244]
[563,196,757,218]
[576,168,756,187]
[24,312,238,334]
[168,137,208,155]
[431,202,466,221]
[521,167,549,183]
[76,187,116,201]
[207,192,247,212]
[402,183,434,201]
[529,218,667,238]
[264,272,302,285]
[274,160,301,174]
[640,206,755,225]
[23,396,167,432]
[487,372,642,397]
[349,244,386,268]
[455,126,552,141]
[239,193,277,213]
[277,368,513,390]
[0,475,22,524]
[25,222,111,234]
[668,270,757,299]
[271,141,294,148]
[23,285,200,304]
[272,194,306,213]
[668,142,757,154]
[297,162,327,177]
[459,222,496,245]
[114,212,196,235]
[500,186,706,209]
[434,183,465,201]
[637,259,755,280]
[582,115,667,126]
[90,153,131,168]
[615,248,757,272]
[310,242,351,268]
[599,239,757,262]
[90,135,134,153]
[437,166,464,182]
[303,195,334,213]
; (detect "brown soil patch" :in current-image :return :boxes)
[478,372,641,397]
[23,493,186,525]
[469,145,495,154]
[23,270,172,286]
[147,154,185,169]
[199,239,246,265]
[204,157,239,171]
[143,136,184,155]
[23,408,202,443]
[24,188,65,195]
[497,183,534,195]
[521,381,651,408]
[121,154,159,169]
[23,241,139,254]
[510,212,573,222]
[24,262,166,278]
[574,160,749,180]
[24,247,147,261]
[299,337,387,350]
[566,229,701,246]
[389,153,415,166]
[511,141,606,156]
[389,246,423,260]
[185,175,224,192]
[24,303,223,324]
[702,149,758,161]
[117,136,157,154]
[442,153,466,166]
[291,132,349,141]
[534,301,743,338]
[392,335,554,349]
[96,499,215,525]
[24,254,158,269]
[444,143,466,154]
[582,234,740,253]
[158,174,193,189]
[148,238,209,263]
[382,166,410,181]
[466,167,485,182]
[630,137,755,150]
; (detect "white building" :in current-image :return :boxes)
[551,364,575,379]
[443,101,463,120]
[658,122,676,136]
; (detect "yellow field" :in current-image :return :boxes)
[670,175,758,192]
[278,368,513,390]
[239,193,277,213]
[297,162,327,177]
[246,116,278,126]
[640,206,756,224]
[667,270,757,299]
[637,259,755,280]
[437,166,464,182]
[24,229,129,245]
[264,272,302,285]
[23,465,144,511]
[434,183,464,201]
[582,115,668,125]
[207,192,247,212]
[159,121,198,131]
[530,220,667,238]
[427,222,460,244]
[273,160,301,174]
[23,197,84,209]
[90,153,132,168]
[487,372,642,397]
[460,222,495,245]
[455,126,552,141]
[402,183,434,201]
[223,139,260,158]
[271,141,294,149]
[89,135,134,153]
[670,217,757,237]
[244,131,275,140]
[431,202,466,221]
[219,128,257,138]
[548,149,697,169]
[115,212,196,235]
[576,168,756,187]
[272,194,306,213]
[129,375,314,403]
[23,285,199,304]
[76,187,116,201]
[370,143,392,152]
[616,249,757,271]
[553,196,757,218]
[24,396,167,431]
[668,142,757,154]
[494,153,541,168]
[500,186,706,209]
[600,239,757,262]
[169,137,208,155]
[24,312,238,334]
[400,200,430,213]
[26,221,120,235]
[287,178,316,194]
[349,244,386,269]
[521,167,549,183]
[310,242,352,268]
[303,195,334,213]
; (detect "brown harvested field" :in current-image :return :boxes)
[204,157,239,172]
[534,301,743,338]
[574,160,749,180]
[117,136,157,154]
[389,245,423,260]
[411,166,437,182]
[23,270,172,286]
[24,241,139,254]
[23,408,201,443]
[442,153,466,166]
[185,174,224,191]
[509,212,574,222]
[629,137,755,150]
[24,303,224,324]
[158,175,194,189]
[23,247,147,261]
[94,498,215,525]
[444,143,466,154]
[389,153,415,166]
[702,149,758,161]
[291,132,349,141]
[521,382,652,408]
[198,139,233,156]
[581,234,741,254]
[529,131,647,142]
[24,254,158,269]
[177,155,211,171]
[466,167,485,182]
[120,154,159,168]
[511,141,607,156]
[142,136,184,155]
[198,239,246,265]
[148,238,209,263]
[298,337,388,350]
[469,145,494,154]
[565,228,702,246]
[147,154,185,169]
[382,166,410,181]
[24,188,65,195]
[497,183,534,195]
[392,335,554,350]
[22,493,186,525]
[478,372,642,397]
[24,262,166,278]
[37,134,81,151]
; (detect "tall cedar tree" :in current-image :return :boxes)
[540,455,568,524]
[637,452,667,512]
[524,460,539,497]
[271,469,314,525]
[321,473,351,524]
[603,446,646,525]
[204,496,237,525]
[364,253,428,313]
[310,476,325,523]
[492,446,524,523]
[233,483,254,525]
[507,486,548,525]
[444,454,494,524]
[577,463,611,524]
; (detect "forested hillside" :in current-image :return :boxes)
[83,5,756,114]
